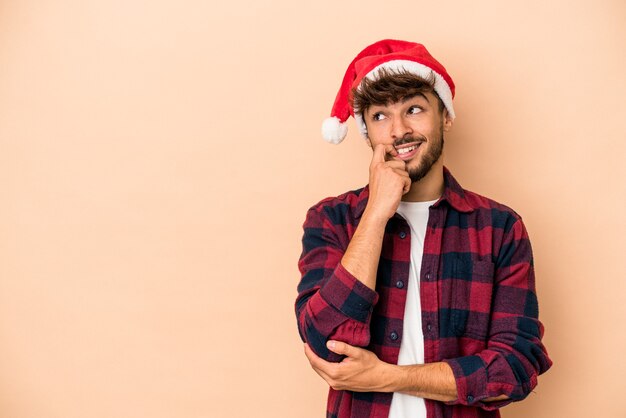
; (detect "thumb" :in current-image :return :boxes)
[326,340,360,357]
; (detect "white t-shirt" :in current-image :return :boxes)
[388,199,438,418]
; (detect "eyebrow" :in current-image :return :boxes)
[401,93,430,104]
[368,93,431,114]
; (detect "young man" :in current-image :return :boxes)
[295,39,552,418]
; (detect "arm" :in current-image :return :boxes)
[295,144,410,361]
[304,216,551,408]
[440,217,552,409]
[305,341,507,403]
[341,144,411,290]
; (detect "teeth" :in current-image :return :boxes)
[397,145,417,154]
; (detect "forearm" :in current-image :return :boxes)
[387,362,508,403]
[386,362,457,402]
[340,209,388,290]
[341,143,409,290]
[305,340,512,405]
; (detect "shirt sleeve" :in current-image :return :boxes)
[295,205,379,362]
[442,216,552,410]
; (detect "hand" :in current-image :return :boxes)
[366,143,411,221]
[303,340,396,392]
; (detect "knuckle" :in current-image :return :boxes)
[330,379,344,391]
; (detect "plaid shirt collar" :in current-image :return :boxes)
[354,166,475,217]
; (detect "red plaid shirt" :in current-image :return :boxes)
[295,168,552,418]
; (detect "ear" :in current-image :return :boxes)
[442,109,454,132]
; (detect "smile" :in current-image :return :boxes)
[395,142,422,161]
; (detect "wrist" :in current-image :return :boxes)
[379,363,406,393]
[361,206,392,226]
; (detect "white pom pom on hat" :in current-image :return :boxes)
[322,39,456,144]
[321,116,348,145]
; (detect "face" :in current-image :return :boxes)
[363,92,453,182]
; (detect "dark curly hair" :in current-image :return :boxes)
[351,68,445,116]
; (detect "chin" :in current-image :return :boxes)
[408,167,429,183]
[407,158,441,183]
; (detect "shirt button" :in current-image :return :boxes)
[395,280,404,289]
[390,331,399,341]
[467,395,474,403]
[399,231,407,239]
[425,273,431,280]
[427,323,432,331]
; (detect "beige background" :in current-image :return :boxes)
[1,0,625,417]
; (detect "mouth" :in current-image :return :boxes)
[394,141,423,161]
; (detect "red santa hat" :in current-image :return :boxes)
[322,39,456,144]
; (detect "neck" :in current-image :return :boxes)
[401,160,445,202]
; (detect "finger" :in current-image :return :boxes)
[373,143,399,164]
[326,340,361,358]
[303,343,319,364]
[391,168,410,178]
[304,343,332,371]
[385,160,407,171]
[384,145,400,162]
[312,365,332,384]
[304,344,336,383]
[402,177,412,194]
[372,143,387,164]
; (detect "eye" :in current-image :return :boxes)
[372,112,386,121]
[408,105,423,115]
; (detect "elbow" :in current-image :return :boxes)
[488,316,553,401]
[295,274,376,361]
[483,342,552,407]
[295,304,345,362]
[303,324,345,362]
[507,328,553,399]
[297,314,336,362]
[444,339,552,410]
[301,320,372,363]
[504,348,552,402]
[296,308,371,363]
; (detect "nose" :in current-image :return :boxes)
[390,115,412,140]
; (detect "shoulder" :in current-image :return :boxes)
[443,168,522,228]
[306,186,367,216]
[462,188,521,217]
[461,188,525,232]
[301,187,368,250]
[303,186,369,237]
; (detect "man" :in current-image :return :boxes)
[295,39,552,418]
